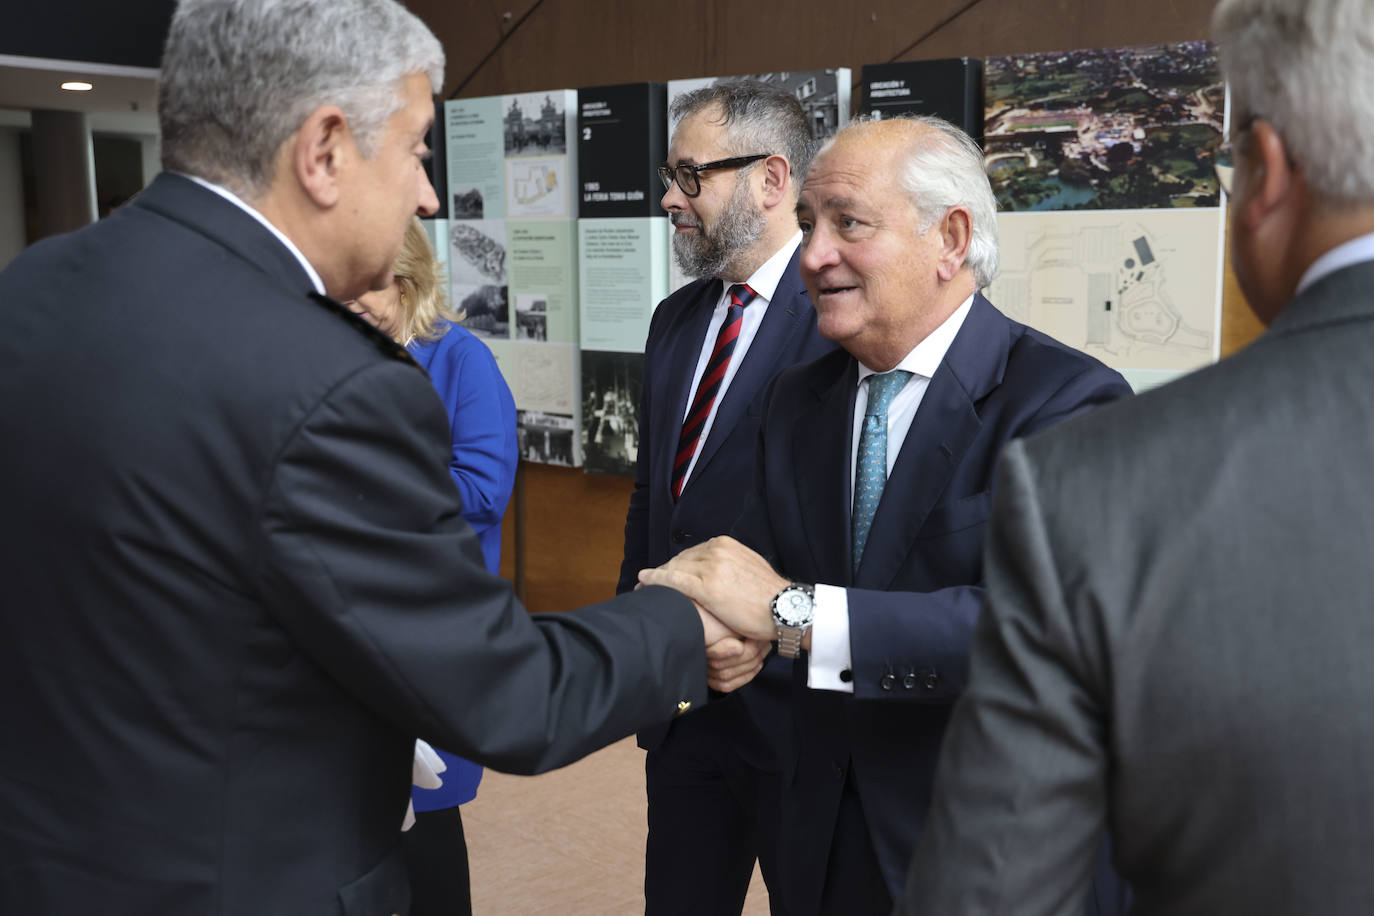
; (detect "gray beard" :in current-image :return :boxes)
[672,176,766,280]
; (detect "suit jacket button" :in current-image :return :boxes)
[880,673,895,690]
[832,761,845,781]
[923,671,940,691]
[671,530,685,544]
[902,673,917,690]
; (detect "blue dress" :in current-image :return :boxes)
[407,322,518,810]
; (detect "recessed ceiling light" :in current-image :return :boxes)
[61,81,94,92]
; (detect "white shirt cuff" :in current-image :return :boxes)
[806,583,853,693]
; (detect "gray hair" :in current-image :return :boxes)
[1214,0,1374,204]
[820,114,999,288]
[159,0,444,199]
[670,79,816,189]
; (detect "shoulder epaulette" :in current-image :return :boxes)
[307,292,422,370]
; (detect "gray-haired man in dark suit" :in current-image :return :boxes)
[0,2,735,912]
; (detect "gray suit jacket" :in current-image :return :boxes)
[902,258,1374,915]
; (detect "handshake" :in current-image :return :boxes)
[638,536,795,694]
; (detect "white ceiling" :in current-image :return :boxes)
[0,54,159,134]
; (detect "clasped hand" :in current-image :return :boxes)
[639,536,786,693]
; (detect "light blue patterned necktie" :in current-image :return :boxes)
[851,369,913,576]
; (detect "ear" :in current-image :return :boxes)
[758,154,793,209]
[292,105,351,210]
[1237,119,1296,229]
[934,205,973,283]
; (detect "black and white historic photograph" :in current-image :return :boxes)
[514,294,549,341]
[451,187,484,219]
[580,350,642,477]
[503,91,568,158]
[517,409,577,467]
[450,220,509,338]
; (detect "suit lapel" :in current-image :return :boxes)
[856,295,1010,588]
[659,279,722,500]
[691,256,811,481]
[793,356,857,586]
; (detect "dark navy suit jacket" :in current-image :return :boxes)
[618,245,835,751]
[0,173,706,915]
[731,294,1133,915]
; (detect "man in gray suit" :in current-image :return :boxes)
[900,0,1374,912]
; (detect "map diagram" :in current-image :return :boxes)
[988,209,1221,373]
[449,219,509,340]
[513,340,577,414]
[507,156,568,218]
[513,165,558,206]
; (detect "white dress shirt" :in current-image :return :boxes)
[1296,231,1374,297]
[678,232,803,488]
[808,293,976,692]
[182,173,326,295]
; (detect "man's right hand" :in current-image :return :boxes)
[640,536,784,642]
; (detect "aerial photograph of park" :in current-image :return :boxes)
[984,41,1225,211]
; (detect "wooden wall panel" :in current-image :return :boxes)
[414,0,541,99]
[408,0,1265,612]
[517,463,634,612]
[1221,243,1263,357]
[899,0,1214,59]
[411,0,980,98]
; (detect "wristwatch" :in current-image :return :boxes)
[771,583,815,659]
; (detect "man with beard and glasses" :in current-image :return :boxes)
[618,79,835,915]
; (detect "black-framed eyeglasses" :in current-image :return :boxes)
[657,154,770,198]
[1210,117,1257,197]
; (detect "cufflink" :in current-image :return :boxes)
[676,700,692,715]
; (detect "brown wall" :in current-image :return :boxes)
[418,0,1265,612]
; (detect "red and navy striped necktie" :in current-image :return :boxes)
[672,283,758,501]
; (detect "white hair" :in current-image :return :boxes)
[1214,0,1374,204]
[159,0,444,199]
[817,114,1000,288]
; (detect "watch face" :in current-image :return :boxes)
[775,588,813,627]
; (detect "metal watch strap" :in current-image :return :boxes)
[776,623,806,659]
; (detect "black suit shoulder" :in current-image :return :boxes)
[757,344,862,440]
[1005,318,1123,384]
[766,346,852,403]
